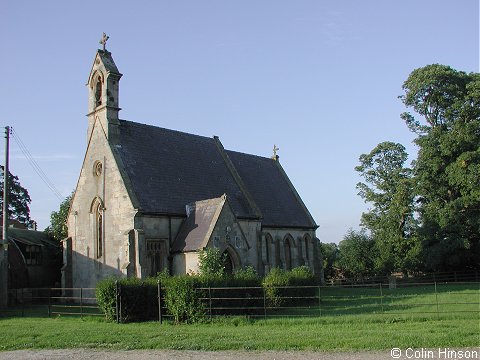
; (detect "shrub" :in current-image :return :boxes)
[96,277,117,322]
[160,275,205,324]
[262,268,289,307]
[95,277,158,323]
[262,266,317,308]
[198,248,226,277]
[117,277,158,322]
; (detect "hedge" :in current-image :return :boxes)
[96,266,318,323]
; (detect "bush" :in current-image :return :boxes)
[96,266,318,323]
[262,266,317,308]
[262,268,289,307]
[96,277,117,322]
[159,274,205,324]
[117,278,158,322]
[95,277,158,323]
[198,248,225,277]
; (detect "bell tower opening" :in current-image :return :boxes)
[95,76,102,107]
[86,33,123,142]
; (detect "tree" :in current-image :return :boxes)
[0,165,34,228]
[355,142,419,274]
[336,230,377,279]
[45,192,73,241]
[319,242,338,280]
[400,64,480,271]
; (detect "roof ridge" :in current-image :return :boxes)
[119,120,214,141]
[225,148,272,161]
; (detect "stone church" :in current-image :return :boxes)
[62,40,322,289]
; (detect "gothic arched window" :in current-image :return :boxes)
[95,202,103,258]
[284,235,293,270]
[95,76,102,107]
[304,235,310,260]
[264,233,272,264]
[91,198,105,259]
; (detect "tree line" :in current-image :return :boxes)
[323,64,480,280]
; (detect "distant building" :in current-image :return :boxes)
[1,226,62,289]
[63,41,322,289]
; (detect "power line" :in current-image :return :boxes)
[10,128,64,201]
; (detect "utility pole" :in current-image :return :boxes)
[0,126,9,308]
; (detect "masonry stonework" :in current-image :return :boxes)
[63,43,323,290]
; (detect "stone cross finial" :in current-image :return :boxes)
[273,144,279,157]
[99,32,109,51]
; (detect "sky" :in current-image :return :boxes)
[0,0,478,244]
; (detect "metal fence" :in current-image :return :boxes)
[326,270,480,286]
[3,281,479,321]
[4,287,103,318]
[152,281,479,323]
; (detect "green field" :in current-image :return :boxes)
[0,282,478,351]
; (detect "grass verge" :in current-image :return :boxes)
[0,313,478,351]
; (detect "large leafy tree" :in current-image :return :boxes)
[337,229,377,279]
[45,192,73,241]
[0,165,34,228]
[355,142,419,274]
[400,64,480,271]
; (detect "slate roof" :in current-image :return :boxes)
[116,121,254,218]
[226,150,316,228]
[115,120,317,229]
[0,227,59,248]
[171,196,226,253]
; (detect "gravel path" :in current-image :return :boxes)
[4,349,477,360]
[0,350,392,360]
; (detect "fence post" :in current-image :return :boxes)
[318,286,321,317]
[115,280,120,324]
[21,288,24,317]
[379,283,384,313]
[157,280,163,324]
[434,281,439,318]
[208,287,212,320]
[263,287,267,319]
[48,288,51,317]
[80,288,83,318]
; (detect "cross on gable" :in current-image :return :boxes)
[273,144,280,157]
[99,32,109,51]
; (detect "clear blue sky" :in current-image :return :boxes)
[0,1,478,243]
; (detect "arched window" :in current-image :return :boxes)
[264,234,272,264]
[95,202,103,258]
[90,197,105,259]
[223,251,234,275]
[284,235,293,270]
[95,76,102,107]
[304,235,310,260]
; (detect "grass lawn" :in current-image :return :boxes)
[1,282,478,351]
[0,313,478,351]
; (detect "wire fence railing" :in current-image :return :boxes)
[3,281,479,322]
[4,287,103,318]
[325,270,480,286]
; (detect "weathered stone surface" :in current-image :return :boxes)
[64,46,323,289]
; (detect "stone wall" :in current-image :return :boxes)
[66,120,136,289]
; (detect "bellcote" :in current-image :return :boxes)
[86,34,122,142]
[87,49,122,117]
